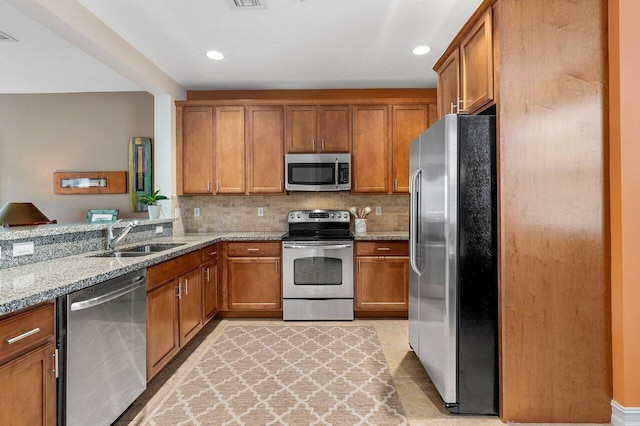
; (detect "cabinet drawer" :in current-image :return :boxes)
[0,303,54,362]
[147,251,201,291]
[356,241,408,256]
[201,243,218,263]
[227,242,281,257]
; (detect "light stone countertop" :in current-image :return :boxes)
[0,232,283,315]
[0,230,407,315]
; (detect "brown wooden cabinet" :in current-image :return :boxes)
[201,244,219,322]
[247,106,284,193]
[434,9,494,117]
[215,106,246,194]
[226,242,281,312]
[355,241,408,316]
[0,302,56,426]
[177,106,213,194]
[285,105,350,153]
[352,105,390,193]
[146,251,203,380]
[392,105,430,193]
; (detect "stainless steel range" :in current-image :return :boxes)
[282,210,354,321]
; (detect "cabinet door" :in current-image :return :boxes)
[285,106,317,153]
[228,257,281,310]
[460,9,494,114]
[247,106,284,193]
[216,106,246,194]
[436,50,460,119]
[318,105,350,152]
[178,268,203,346]
[179,107,213,194]
[352,105,389,193]
[356,257,409,311]
[202,260,219,322]
[392,105,429,193]
[0,342,56,426]
[147,280,180,380]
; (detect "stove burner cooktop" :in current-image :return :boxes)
[283,209,353,241]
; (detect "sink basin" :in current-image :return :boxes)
[88,243,185,258]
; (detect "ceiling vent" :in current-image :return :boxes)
[230,0,266,9]
[0,30,17,42]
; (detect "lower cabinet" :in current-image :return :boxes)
[225,242,282,312]
[202,243,219,322]
[355,241,409,316]
[146,251,203,381]
[0,302,56,426]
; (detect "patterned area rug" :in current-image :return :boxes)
[146,325,407,425]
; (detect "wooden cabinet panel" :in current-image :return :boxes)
[0,303,54,362]
[0,342,56,426]
[286,105,316,153]
[178,268,203,346]
[178,107,213,194]
[227,242,281,257]
[202,260,219,321]
[228,258,281,311]
[146,280,180,380]
[460,9,493,114]
[216,106,245,193]
[436,50,460,118]
[352,105,389,193]
[147,251,201,291]
[201,243,219,264]
[356,241,409,256]
[247,106,284,193]
[318,105,350,152]
[392,105,429,193]
[356,257,408,311]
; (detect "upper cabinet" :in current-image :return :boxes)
[391,105,431,193]
[285,105,350,153]
[247,106,284,194]
[215,106,246,194]
[435,9,494,117]
[177,107,213,195]
[352,105,390,193]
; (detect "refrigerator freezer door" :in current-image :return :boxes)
[418,114,458,405]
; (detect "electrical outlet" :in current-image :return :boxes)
[257,207,264,217]
[155,225,164,234]
[13,241,34,257]
[375,206,382,215]
[194,207,200,217]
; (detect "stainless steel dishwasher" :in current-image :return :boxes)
[57,270,147,426]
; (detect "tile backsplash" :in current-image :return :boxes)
[174,193,409,234]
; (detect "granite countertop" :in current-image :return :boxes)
[0,230,406,315]
[0,232,283,315]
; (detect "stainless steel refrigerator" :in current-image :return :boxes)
[409,113,498,415]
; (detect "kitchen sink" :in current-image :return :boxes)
[89,243,185,258]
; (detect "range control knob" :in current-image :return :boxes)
[296,213,302,219]
[330,213,335,218]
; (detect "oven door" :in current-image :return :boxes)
[282,241,354,298]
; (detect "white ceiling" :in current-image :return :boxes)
[0,0,483,94]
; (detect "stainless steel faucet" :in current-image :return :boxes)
[106,220,139,251]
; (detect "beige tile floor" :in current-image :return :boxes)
[116,319,611,426]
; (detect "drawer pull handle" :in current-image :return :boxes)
[209,251,217,256]
[7,327,40,344]
[377,247,390,251]
[247,248,259,252]
[205,267,210,282]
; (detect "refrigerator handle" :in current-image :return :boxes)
[409,168,422,276]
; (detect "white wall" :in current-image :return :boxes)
[0,92,154,224]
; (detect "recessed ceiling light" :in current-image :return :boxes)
[412,45,431,56]
[206,50,225,60]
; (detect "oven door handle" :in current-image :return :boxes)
[283,243,352,250]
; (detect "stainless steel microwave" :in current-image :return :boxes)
[285,153,351,191]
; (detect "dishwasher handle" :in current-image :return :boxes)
[70,276,145,312]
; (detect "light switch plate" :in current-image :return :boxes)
[257,207,264,217]
[13,241,35,257]
[174,208,181,218]
[375,206,382,215]
[155,225,164,234]
[194,208,200,217]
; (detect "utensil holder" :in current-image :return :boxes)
[355,218,367,233]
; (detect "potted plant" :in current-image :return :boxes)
[138,189,168,219]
